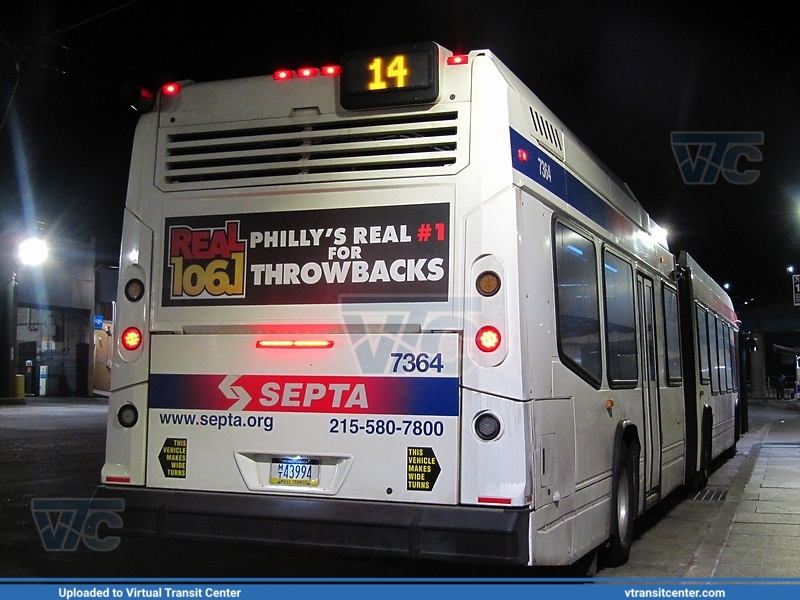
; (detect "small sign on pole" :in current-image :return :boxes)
[793,274,800,306]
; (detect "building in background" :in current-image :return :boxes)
[13,235,96,397]
[738,299,800,400]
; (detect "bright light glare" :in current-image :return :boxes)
[18,237,48,266]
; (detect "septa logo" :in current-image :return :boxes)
[167,220,247,299]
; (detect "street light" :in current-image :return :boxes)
[18,237,48,267]
[2,236,49,398]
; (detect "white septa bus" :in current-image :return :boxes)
[98,42,741,568]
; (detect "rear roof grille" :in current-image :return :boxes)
[529,107,564,158]
[156,110,465,191]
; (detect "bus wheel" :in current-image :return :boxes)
[601,444,634,567]
[571,547,598,577]
[695,435,712,488]
[693,412,713,489]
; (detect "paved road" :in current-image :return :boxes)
[1,397,797,578]
[600,402,797,578]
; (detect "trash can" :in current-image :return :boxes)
[14,374,24,398]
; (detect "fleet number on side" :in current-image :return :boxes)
[390,352,445,373]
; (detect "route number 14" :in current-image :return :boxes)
[369,56,408,90]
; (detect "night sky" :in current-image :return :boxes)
[2,1,799,307]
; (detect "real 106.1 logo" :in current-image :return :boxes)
[164,219,247,302]
[162,204,450,307]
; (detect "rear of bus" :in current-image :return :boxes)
[98,43,533,564]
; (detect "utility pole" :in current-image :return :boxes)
[0,266,17,399]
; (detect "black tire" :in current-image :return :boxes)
[601,444,635,567]
[693,413,712,489]
[722,440,737,460]
[571,547,598,577]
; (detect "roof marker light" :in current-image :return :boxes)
[273,69,295,80]
[256,340,334,349]
[321,65,341,76]
[297,67,319,78]
[162,82,181,95]
[447,55,469,65]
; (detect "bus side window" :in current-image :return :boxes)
[709,313,720,395]
[554,222,602,386]
[729,326,739,392]
[602,249,637,387]
[696,304,711,385]
[663,286,682,386]
[720,319,731,393]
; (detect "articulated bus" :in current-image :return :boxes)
[98,42,740,568]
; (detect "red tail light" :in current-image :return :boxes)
[121,327,143,351]
[476,326,501,352]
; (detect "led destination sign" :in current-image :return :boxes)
[340,42,439,109]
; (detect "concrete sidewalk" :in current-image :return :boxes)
[687,400,800,578]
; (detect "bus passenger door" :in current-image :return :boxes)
[637,273,662,507]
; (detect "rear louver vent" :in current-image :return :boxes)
[530,108,564,156]
[156,110,464,191]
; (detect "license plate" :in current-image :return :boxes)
[270,457,320,486]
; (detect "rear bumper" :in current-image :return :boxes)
[94,485,530,564]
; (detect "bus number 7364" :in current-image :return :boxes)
[390,352,444,373]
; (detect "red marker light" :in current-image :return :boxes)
[121,327,143,351]
[297,67,319,78]
[105,476,132,484]
[321,65,341,76]
[478,496,512,504]
[256,340,334,349]
[476,326,501,352]
[162,82,181,95]
[273,69,295,80]
[447,55,469,65]
[518,148,529,162]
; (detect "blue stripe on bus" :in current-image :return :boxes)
[510,128,633,240]
[148,373,460,416]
